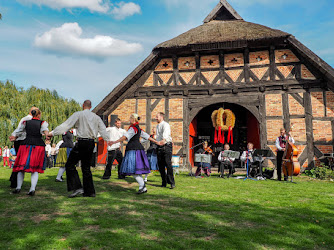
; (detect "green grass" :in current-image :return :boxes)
[0,166,333,250]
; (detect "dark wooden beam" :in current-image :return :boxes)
[269,46,276,81]
[298,146,308,167]
[282,93,291,132]
[146,99,151,136]
[244,48,250,83]
[195,53,201,85]
[304,91,315,168]
[165,98,170,122]
[259,94,268,150]
[183,99,190,167]
[290,93,304,107]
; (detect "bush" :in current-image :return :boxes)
[305,163,334,180]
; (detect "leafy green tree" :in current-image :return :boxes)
[0,80,81,147]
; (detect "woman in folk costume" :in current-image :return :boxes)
[55,130,74,182]
[11,109,49,196]
[110,114,160,194]
[144,127,159,183]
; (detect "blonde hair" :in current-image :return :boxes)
[131,113,140,123]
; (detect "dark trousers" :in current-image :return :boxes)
[277,151,284,181]
[65,140,95,195]
[103,149,124,178]
[157,143,175,186]
[9,141,21,188]
[219,161,234,176]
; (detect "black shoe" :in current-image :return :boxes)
[83,193,96,197]
[27,191,35,196]
[170,185,175,189]
[161,185,167,187]
[102,176,110,180]
[55,179,62,182]
[12,189,21,194]
[68,188,84,198]
[137,188,147,194]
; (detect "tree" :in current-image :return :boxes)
[0,80,82,146]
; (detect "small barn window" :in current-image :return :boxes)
[184,61,190,67]
[231,58,238,63]
[256,56,263,62]
[282,53,288,60]
[208,59,214,65]
[163,62,169,67]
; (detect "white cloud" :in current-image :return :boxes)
[17,0,110,13]
[111,2,141,20]
[34,22,143,59]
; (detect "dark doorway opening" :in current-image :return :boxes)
[189,103,260,167]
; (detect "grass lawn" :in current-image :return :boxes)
[0,165,333,250]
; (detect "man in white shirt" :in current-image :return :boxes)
[156,112,175,189]
[49,100,111,198]
[218,144,235,178]
[275,128,295,181]
[8,106,38,188]
[102,118,126,180]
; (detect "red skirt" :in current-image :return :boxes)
[13,145,46,173]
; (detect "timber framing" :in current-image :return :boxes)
[93,0,334,169]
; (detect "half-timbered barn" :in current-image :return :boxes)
[94,0,334,169]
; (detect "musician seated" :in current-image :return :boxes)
[240,142,260,177]
[218,144,235,178]
[195,141,212,177]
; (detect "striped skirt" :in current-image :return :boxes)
[55,148,72,168]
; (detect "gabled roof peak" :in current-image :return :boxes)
[203,0,243,23]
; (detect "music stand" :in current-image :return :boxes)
[253,149,271,179]
[195,154,212,177]
[221,150,240,178]
[189,142,204,177]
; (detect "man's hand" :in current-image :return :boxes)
[157,141,164,146]
[9,136,17,142]
[108,141,115,146]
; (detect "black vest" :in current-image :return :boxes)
[23,119,46,146]
[126,124,144,151]
[60,132,74,148]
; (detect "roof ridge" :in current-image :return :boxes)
[203,0,243,23]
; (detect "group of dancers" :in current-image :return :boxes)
[195,128,294,180]
[9,100,176,197]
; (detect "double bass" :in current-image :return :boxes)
[282,132,300,179]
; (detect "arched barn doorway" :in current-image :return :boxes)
[189,103,260,167]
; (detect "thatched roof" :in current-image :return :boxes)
[155,20,290,50]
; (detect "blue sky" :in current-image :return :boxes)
[0,0,334,107]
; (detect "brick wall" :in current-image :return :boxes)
[178,57,196,70]
[112,99,136,121]
[201,71,219,84]
[155,58,173,71]
[313,120,332,142]
[266,94,283,116]
[275,49,299,63]
[326,91,334,117]
[169,99,183,119]
[225,69,243,82]
[301,65,316,80]
[200,55,220,68]
[137,99,147,122]
[290,118,306,141]
[224,53,244,68]
[143,72,154,87]
[311,92,325,117]
[170,121,183,142]
[249,51,270,66]
[266,119,283,141]
[288,94,304,116]
[151,98,165,116]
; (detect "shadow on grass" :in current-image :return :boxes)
[0,169,333,249]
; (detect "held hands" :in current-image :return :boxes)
[9,136,17,142]
[108,141,116,146]
[156,141,164,146]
